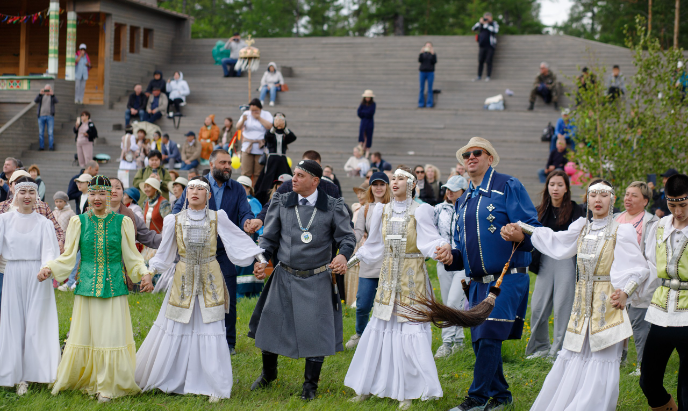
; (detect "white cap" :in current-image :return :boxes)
[236,176,253,188]
[79,43,87,50]
[75,173,93,183]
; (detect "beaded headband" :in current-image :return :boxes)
[14,182,38,192]
[187,180,210,192]
[88,175,112,192]
[394,169,416,181]
[588,182,615,196]
[667,196,688,202]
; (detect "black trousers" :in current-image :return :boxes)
[478,47,495,77]
[639,324,688,409]
[169,98,183,114]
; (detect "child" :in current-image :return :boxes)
[52,191,76,232]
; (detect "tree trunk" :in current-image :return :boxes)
[648,0,652,34]
[394,14,404,35]
[675,0,680,49]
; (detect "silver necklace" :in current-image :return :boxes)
[295,205,317,243]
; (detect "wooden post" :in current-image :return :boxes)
[65,12,77,81]
[48,1,60,76]
[248,68,252,102]
[674,0,680,49]
[18,0,28,76]
[648,0,652,34]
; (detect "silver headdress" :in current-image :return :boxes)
[14,182,38,193]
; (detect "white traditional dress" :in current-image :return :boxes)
[527,216,651,411]
[0,211,60,387]
[344,199,447,401]
[135,208,262,399]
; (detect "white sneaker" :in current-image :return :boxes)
[345,334,361,349]
[452,341,465,354]
[349,394,371,403]
[269,101,274,107]
[434,343,453,358]
[472,77,481,82]
[526,350,548,360]
[57,284,70,292]
[629,366,641,377]
[16,381,28,396]
[399,399,412,410]
[70,283,77,290]
[167,112,174,118]
[485,77,491,82]
[209,395,221,403]
[260,100,265,107]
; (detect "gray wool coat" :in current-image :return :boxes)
[248,189,356,358]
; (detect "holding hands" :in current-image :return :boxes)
[328,254,347,275]
[140,274,154,293]
[609,289,627,309]
[500,223,525,242]
[254,262,268,280]
[435,243,453,265]
[37,267,52,282]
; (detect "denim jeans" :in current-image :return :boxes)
[259,85,278,103]
[355,277,379,335]
[221,58,241,77]
[143,111,162,123]
[124,109,144,126]
[468,338,511,404]
[38,115,54,149]
[66,251,81,287]
[419,71,435,107]
[179,159,200,170]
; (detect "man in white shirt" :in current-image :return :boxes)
[640,173,688,411]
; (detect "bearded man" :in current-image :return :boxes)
[172,149,261,354]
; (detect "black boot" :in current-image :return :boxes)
[527,101,534,110]
[251,352,278,390]
[301,359,323,400]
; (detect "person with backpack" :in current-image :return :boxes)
[472,12,499,82]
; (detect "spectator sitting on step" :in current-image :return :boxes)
[199,114,220,160]
[344,146,371,178]
[132,150,173,207]
[186,168,200,179]
[145,70,166,97]
[553,108,576,152]
[221,33,247,78]
[472,12,499,82]
[125,84,146,126]
[418,42,437,108]
[0,157,19,203]
[66,160,98,212]
[167,71,190,118]
[605,65,626,101]
[35,84,57,151]
[73,111,97,168]
[215,118,237,151]
[161,133,182,170]
[369,152,392,171]
[27,164,46,202]
[538,139,568,183]
[134,129,151,169]
[323,165,343,195]
[528,62,559,111]
[180,131,202,171]
[151,130,163,152]
[144,87,168,124]
[259,62,284,107]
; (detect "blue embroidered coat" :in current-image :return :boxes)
[446,166,541,342]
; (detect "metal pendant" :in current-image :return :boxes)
[301,231,313,243]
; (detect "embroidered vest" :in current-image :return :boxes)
[568,222,625,336]
[373,202,427,322]
[75,212,129,299]
[651,226,688,311]
[144,198,165,234]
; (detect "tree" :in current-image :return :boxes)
[568,17,687,204]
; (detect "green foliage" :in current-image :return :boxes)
[557,0,688,49]
[568,17,687,204]
[159,0,544,38]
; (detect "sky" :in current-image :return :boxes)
[538,0,574,27]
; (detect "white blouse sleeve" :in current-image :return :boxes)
[530,217,586,260]
[611,223,651,303]
[414,203,448,260]
[356,202,385,265]
[216,209,264,266]
[147,214,179,274]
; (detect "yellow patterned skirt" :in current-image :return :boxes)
[51,295,141,399]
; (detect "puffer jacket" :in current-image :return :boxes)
[260,62,285,89]
[167,72,190,102]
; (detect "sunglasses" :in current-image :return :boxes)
[415,170,425,174]
[461,149,485,160]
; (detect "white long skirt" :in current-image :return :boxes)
[530,333,623,411]
[152,266,175,294]
[344,311,443,401]
[0,260,60,386]
[135,289,233,398]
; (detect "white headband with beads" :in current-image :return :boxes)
[188,180,210,192]
[14,182,38,192]
[394,169,416,181]
[588,182,615,195]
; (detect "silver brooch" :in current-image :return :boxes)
[488,225,496,233]
[487,214,495,222]
[487,204,495,212]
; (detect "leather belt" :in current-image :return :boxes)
[662,278,688,290]
[180,256,215,265]
[278,263,329,278]
[473,267,527,284]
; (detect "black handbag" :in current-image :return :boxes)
[258,151,267,165]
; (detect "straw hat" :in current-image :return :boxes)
[9,170,31,183]
[139,177,162,194]
[74,173,93,184]
[456,137,500,167]
[167,177,188,193]
[362,90,375,98]
[353,182,368,194]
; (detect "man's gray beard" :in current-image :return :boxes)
[213,168,231,183]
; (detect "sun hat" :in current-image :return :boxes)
[442,175,469,192]
[456,137,500,167]
[124,187,140,203]
[167,177,188,193]
[139,177,162,194]
[236,176,253,188]
[353,182,368,194]
[362,90,375,98]
[9,170,31,184]
[74,173,93,184]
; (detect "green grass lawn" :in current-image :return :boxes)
[0,264,679,410]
